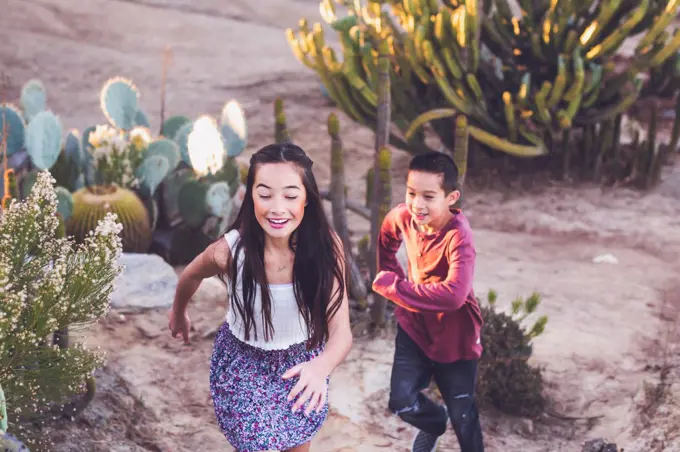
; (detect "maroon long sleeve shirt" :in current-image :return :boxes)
[373,203,484,363]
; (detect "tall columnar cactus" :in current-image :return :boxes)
[369,35,393,327]
[328,113,368,307]
[287,0,680,186]
[376,146,392,237]
[275,97,292,144]
[452,114,470,209]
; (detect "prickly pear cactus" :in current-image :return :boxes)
[177,179,209,228]
[67,185,152,253]
[135,154,171,196]
[146,138,181,171]
[24,110,63,170]
[188,115,226,177]
[206,181,233,219]
[64,129,84,170]
[54,186,74,222]
[100,77,140,130]
[135,108,150,128]
[19,79,46,122]
[162,115,191,140]
[174,120,194,166]
[220,100,247,158]
[0,104,25,156]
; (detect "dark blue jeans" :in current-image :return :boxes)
[388,325,485,452]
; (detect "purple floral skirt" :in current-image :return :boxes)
[209,322,329,452]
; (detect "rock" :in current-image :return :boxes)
[582,438,619,452]
[514,418,534,436]
[193,276,228,308]
[110,253,178,310]
[592,253,618,264]
[134,314,165,339]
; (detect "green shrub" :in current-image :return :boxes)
[477,289,548,418]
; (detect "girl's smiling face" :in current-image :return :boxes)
[252,162,307,239]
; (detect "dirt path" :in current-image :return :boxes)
[3,0,680,451]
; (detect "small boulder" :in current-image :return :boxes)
[582,438,619,452]
[110,253,178,310]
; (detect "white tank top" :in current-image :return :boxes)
[223,229,310,350]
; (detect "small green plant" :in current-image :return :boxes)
[0,171,123,444]
[477,289,548,417]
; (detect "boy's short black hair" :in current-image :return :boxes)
[408,151,459,193]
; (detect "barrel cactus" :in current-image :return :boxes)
[66,185,152,253]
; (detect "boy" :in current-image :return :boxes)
[372,151,485,452]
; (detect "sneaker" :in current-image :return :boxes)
[411,430,441,452]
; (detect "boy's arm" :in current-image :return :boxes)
[372,229,474,313]
[376,206,407,279]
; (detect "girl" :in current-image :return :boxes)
[168,143,353,452]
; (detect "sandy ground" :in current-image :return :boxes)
[3,0,680,451]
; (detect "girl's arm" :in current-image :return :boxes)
[172,238,232,313]
[283,233,353,414]
[315,233,353,376]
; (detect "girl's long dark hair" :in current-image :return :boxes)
[220,143,346,349]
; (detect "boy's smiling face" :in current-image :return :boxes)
[406,170,460,233]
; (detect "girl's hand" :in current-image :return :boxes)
[168,308,191,344]
[282,359,328,415]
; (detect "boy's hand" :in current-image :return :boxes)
[282,359,328,415]
[372,270,398,294]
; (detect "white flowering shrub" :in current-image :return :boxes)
[87,124,151,188]
[0,171,123,429]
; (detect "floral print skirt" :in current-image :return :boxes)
[209,322,328,452]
